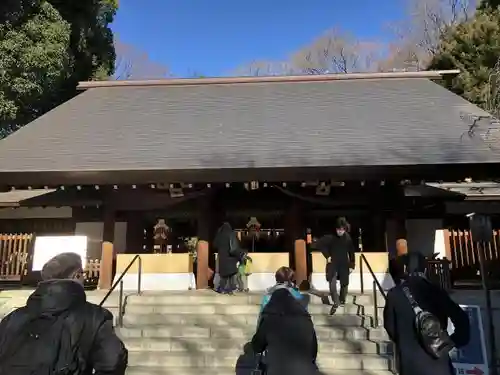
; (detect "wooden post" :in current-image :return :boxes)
[98,241,114,290]
[102,208,116,244]
[196,195,212,290]
[294,239,307,286]
[196,240,209,289]
[443,229,452,260]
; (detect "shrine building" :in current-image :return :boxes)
[1,70,500,291]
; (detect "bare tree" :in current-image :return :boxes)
[290,29,382,74]
[378,0,475,71]
[232,60,295,77]
[113,38,171,80]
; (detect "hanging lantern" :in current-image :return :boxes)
[247,217,261,252]
[153,218,171,254]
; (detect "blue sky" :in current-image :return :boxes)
[111,0,406,77]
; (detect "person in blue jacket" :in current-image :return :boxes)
[258,267,306,321]
[253,266,319,375]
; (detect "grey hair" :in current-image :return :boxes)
[41,252,83,280]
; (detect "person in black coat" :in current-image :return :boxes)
[314,217,355,315]
[0,252,127,375]
[213,222,244,294]
[251,287,320,375]
[383,254,470,375]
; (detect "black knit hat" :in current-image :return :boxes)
[336,217,349,229]
[41,252,83,280]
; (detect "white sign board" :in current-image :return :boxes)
[32,236,88,271]
[448,305,489,375]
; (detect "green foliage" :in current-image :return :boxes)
[0,0,117,139]
[0,0,71,137]
[49,0,117,82]
[478,0,500,10]
[428,8,500,113]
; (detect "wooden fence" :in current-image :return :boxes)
[0,233,101,287]
[84,259,101,288]
[446,229,500,282]
[0,233,33,281]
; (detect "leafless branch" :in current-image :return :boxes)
[378,0,475,72]
[291,29,382,74]
[113,37,171,80]
[232,60,294,77]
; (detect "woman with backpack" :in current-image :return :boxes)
[252,267,319,375]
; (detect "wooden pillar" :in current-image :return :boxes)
[285,200,305,279]
[196,240,209,289]
[394,186,407,255]
[196,196,211,289]
[102,208,116,243]
[294,239,307,286]
[443,229,452,260]
[98,241,114,289]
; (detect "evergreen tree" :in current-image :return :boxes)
[0,0,117,139]
[428,4,500,114]
[428,4,500,113]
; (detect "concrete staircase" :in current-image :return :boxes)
[0,289,121,319]
[119,291,394,375]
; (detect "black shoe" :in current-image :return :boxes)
[329,305,338,315]
[339,300,346,306]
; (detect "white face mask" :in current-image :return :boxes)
[336,228,346,236]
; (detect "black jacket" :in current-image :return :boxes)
[213,223,244,278]
[0,280,127,375]
[315,233,355,284]
[383,276,470,375]
[251,288,319,375]
[389,253,428,285]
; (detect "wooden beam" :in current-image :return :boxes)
[77,70,460,90]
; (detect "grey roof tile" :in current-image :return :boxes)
[0,78,498,173]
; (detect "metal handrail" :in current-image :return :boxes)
[99,254,142,327]
[359,253,387,328]
[359,253,397,374]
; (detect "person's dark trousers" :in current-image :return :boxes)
[219,276,229,292]
[235,273,245,291]
[329,273,349,306]
[329,273,340,307]
[219,274,236,293]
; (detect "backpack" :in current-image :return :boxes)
[0,310,85,375]
[228,235,241,256]
[244,258,253,276]
[401,282,455,359]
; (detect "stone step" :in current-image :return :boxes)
[126,367,394,375]
[118,325,389,340]
[124,303,383,316]
[123,337,392,354]
[122,312,376,327]
[126,292,385,306]
[127,351,392,370]
[0,290,121,309]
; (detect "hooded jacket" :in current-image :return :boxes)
[252,288,319,375]
[0,280,127,375]
[383,275,470,375]
[213,222,244,278]
[260,283,304,313]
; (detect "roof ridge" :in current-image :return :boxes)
[77,70,460,90]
